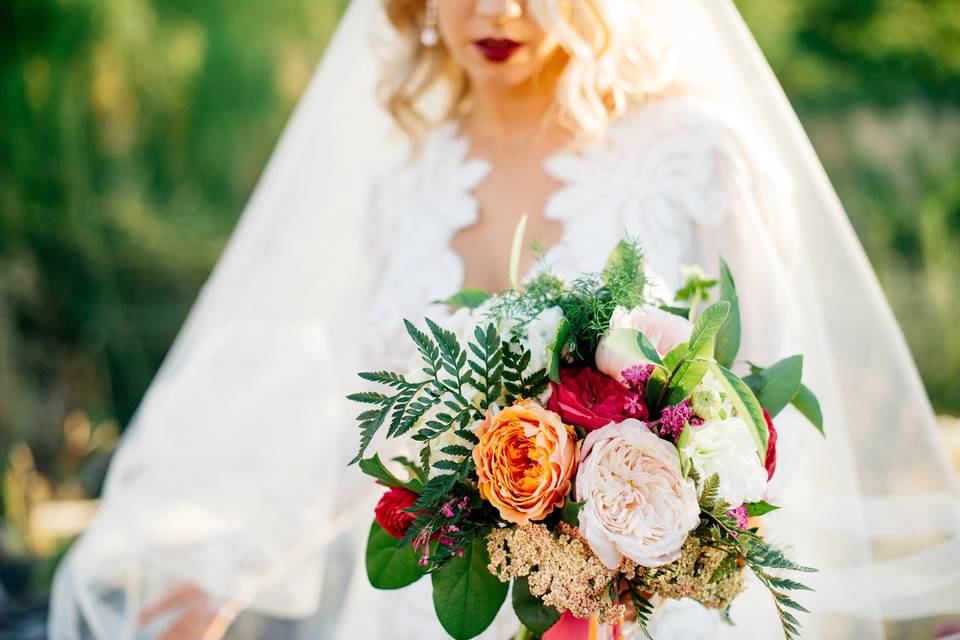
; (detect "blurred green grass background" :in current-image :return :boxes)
[0,0,958,609]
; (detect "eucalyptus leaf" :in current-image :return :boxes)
[432,534,509,640]
[512,576,561,635]
[714,259,741,368]
[366,521,426,589]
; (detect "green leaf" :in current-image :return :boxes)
[559,499,584,526]
[687,302,730,359]
[645,365,669,411]
[790,383,824,435]
[366,521,426,589]
[677,424,693,477]
[660,305,692,320]
[392,455,428,485]
[548,317,571,384]
[432,534,509,640]
[512,576,561,635]
[636,331,664,365]
[603,239,647,303]
[746,501,781,517]
[439,288,491,309]
[714,259,741,368]
[346,391,390,405]
[628,585,656,638]
[509,214,529,291]
[662,342,689,370]
[665,358,711,406]
[712,364,769,458]
[359,454,423,492]
[754,356,804,418]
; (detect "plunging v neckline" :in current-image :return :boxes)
[446,128,581,293]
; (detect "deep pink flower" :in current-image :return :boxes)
[728,504,749,529]
[622,363,656,390]
[658,400,696,440]
[763,408,778,480]
[548,367,646,431]
[374,486,419,540]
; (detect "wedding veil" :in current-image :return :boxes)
[49,1,960,638]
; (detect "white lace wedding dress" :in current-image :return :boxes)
[337,93,796,640]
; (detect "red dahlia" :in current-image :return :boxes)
[374,486,419,540]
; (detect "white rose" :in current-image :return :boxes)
[596,306,693,383]
[678,417,768,507]
[576,420,700,569]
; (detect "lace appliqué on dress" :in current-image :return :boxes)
[367,122,492,369]
[541,96,747,289]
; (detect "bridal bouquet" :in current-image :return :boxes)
[348,240,823,640]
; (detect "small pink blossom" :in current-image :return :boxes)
[623,394,646,416]
[622,363,656,390]
[728,504,749,530]
[659,400,696,440]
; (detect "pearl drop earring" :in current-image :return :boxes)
[420,0,439,47]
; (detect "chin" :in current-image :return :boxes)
[467,67,539,92]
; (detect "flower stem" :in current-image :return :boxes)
[514,624,534,640]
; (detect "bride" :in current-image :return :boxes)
[49,1,960,639]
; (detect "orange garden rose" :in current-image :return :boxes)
[472,399,579,524]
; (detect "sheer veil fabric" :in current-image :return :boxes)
[49,1,960,639]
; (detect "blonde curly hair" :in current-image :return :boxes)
[380,0,673,148]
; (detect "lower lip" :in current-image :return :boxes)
[475,41,522,63]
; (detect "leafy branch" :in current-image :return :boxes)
[697,473,816,640]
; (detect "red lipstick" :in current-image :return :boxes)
[475,38,522,63]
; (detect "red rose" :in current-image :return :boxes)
[547,367,646,432]
[374,486,419,540]
[762,408,777,481]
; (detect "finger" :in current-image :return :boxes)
[139,584,198,625]
[156,614,205,640]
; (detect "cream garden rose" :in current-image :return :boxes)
[576,420,700,569]
[678,417,768,507]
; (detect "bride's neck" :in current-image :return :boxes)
[461,55,571,150]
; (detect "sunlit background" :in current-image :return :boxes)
[1,0,958,635]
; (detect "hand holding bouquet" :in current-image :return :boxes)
[348,240,823,639]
